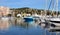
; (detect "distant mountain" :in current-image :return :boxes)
[10,7,60,15]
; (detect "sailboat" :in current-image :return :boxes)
[47,0,60,27]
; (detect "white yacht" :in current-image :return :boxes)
[49,18,60,23]
[46,17,60,27]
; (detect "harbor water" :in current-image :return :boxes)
[0,17,60,35]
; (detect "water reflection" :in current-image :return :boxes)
[14,18,39,29]
[0,17,39,30]
[0,17,58,35]
[0,18,10,31]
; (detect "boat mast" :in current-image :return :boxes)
[56,0,58,17]
[52,0,54,16]
[53,0,58,17]
[50,0,58,17]
[48,0,53,16]
[45,0,47,16]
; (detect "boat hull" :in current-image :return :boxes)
[24,18,34,23]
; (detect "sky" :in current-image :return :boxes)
[0,0,60,11]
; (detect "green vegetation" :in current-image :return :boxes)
[10,7,60,17]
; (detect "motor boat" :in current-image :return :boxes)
[23,16,34,23]
[49,18,60,23]
[46,17,60,27]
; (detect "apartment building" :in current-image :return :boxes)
[0,6,10,16]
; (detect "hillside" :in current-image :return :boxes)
[10,7,60,16]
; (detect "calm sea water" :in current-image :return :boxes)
[0,17,59,35]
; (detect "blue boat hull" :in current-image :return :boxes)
[24,18,34,22]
